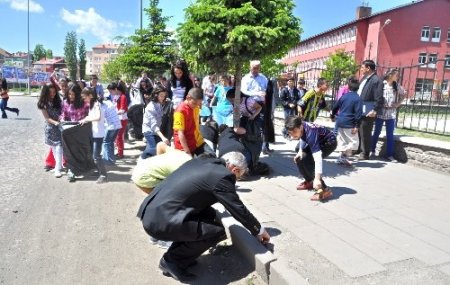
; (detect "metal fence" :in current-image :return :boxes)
[289,60,450,135]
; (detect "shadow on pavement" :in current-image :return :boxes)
[189,243,258,285]
[235,187,252,193]
[329,186,357,200]
[265,226,282,237]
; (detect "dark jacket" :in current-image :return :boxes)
[218,127,247,158]
[280,86,300,110]
[331,91,362,128]
[137,157,262,241]
[359,73,384,113]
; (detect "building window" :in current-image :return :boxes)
[445,55,450,68]
[441,80,449,93]
[428,53,437,68]
[418,53,427,66]
[432,27,441,42]
[421,26,430,41]
[415,78,434,100]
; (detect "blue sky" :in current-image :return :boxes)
[1,0,412,56]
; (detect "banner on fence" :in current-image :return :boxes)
[30,72,50,86]
[16,68,28,84]
[1,66,18,83]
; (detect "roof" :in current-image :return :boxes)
[92,43,120,49]
[0,48,12,57]
[34,57,65,65]
[299,0,425,43]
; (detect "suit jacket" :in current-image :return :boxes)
[280,87,300,110]
[137,157,262,241]
[359,73,384,113]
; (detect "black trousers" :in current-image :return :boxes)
[164,207,226,269]
[359,117,375,156]
[296,141,337,187]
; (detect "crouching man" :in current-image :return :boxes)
[137,151,270,282]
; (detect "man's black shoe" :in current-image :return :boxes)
[159,257,196,283]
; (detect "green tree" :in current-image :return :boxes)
[178,0,301,126]
[106,0,177,78]
[64,31,78,81]
[78,39,87,80]
[46,49,53,59]
[321,49,359,91]
[33,44,46,61]
[102,58,125,82]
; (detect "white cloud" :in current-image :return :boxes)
[1,0,44,13]
[60,8,118,43]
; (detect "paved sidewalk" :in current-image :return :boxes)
[227,133,450,284]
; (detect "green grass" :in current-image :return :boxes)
[395,128,450,142]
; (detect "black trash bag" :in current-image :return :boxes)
[61,122,96,176]
[127,104,144,140]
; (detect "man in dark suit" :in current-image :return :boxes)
[357,60,384,160]
[280,78,300,139]
[137,152,270,282]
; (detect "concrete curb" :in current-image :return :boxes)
[213,204,309,285]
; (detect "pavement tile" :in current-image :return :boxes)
[363,208,421,229]
[291,223,386,277]
[321,218,410,264]
[401,225,450,254]
[392,206,450,237]
[320,200,371,221]
[357,218,450,266]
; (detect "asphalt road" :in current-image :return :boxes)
[0,96,263,285]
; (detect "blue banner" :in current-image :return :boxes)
[1,66,18,83]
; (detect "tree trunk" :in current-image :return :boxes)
[233,64,243,128]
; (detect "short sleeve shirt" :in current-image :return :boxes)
[173,101,204,153]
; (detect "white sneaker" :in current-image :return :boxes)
[54,171,62,178]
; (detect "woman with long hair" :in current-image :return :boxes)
[59,83,89,182]
[141,87,170,159]
[370,68,405,162]
[168,59,193,110]
[60,83,89,123]
[80,87,108,183]
[37,83,63,178]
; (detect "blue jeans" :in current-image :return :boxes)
[93,137,107,176]
[371,118,395,157]
[141,132,161,159]
[1,98,18,118]
[102,129,119,164]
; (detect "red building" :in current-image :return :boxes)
[282,0,450,101]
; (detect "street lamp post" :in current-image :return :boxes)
[140,0,143,30]
[27,0,32,95]
[376,18,391,64]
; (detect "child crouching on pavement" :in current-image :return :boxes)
[285,116,337,201]
[330,76,362,166]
